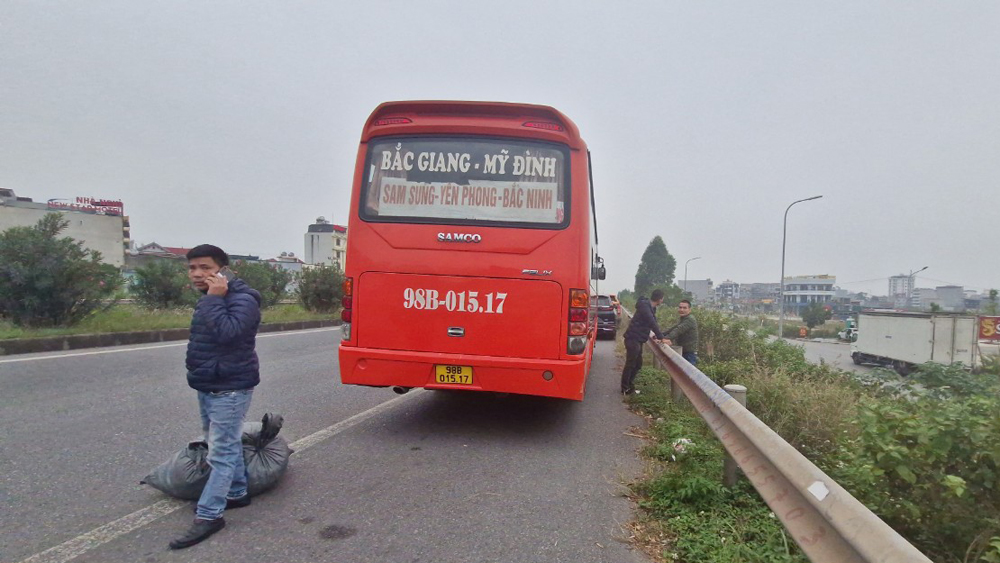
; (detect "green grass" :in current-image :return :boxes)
[0,303,335,340]
[627,365,808,563]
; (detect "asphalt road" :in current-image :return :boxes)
[782,338,873,373]
[1,329,647,563]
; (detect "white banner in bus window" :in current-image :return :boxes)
[378,178,562,223]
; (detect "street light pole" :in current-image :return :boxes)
[778,195,823,339]
[683,257,701,293]
[907,266,928,307]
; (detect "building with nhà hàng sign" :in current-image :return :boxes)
[0,188,129,268]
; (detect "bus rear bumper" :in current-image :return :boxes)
[339,346,586,401]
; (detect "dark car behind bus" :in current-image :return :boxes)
[596,295,619,339]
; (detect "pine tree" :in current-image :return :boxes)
[633,236,677,297]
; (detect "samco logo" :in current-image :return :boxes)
[437,233,482,243]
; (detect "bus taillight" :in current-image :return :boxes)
[341,277,353,340]
[567,289,590,354]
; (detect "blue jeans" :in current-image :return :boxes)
[682,351,699,366]
[196,389,253,520]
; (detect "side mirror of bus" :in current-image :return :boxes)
[598,265,606,280]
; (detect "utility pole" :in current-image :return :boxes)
[779,195,823,339]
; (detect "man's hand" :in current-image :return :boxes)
[204,273,229,297]
[663,338,673,346]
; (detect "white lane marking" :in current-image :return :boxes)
[18,499,188,563]
[0,327,340,364]
[16,390,420,563]
[289,390,419,451]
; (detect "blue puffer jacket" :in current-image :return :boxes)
[185,278,262,392]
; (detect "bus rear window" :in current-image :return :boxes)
[361,138,569,227]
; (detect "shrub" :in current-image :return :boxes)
[699,350,860,459]
[831,391,1000,559]
[297,265,343,313]
[231,260,293,309]
[657,307,762,363]
[129,259,197,309]
[0,213,121,327]
[801,302,832,329]
[715,345,1000,559]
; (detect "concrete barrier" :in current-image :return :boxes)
[0,319,340,356]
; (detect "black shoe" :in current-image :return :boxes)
[226,494,251,509]
[169,518,225,550]
[191,495,251,514]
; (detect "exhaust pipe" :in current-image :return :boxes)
[392,386,412,395]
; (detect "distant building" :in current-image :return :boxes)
[682,279,713,304]
[910,287,936,310]
[745,282,781,301]
[741,282,781,312]
[132,243,191,258]
[268,252,305,275]
[128,242,185,264]
[122,243,186,283]
[888,274,914,300]
[782,274,836,314]
[267,253,306,292]
[911,286,966,312]
[934,285,965,311]
[715,280,740,303]
[0,188,129,268]
[304,216,347,269]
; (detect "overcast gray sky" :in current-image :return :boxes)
[1,1,997,296]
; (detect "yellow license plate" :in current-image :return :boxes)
[435,365,473,385]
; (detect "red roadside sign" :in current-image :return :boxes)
[980,316,1000,341]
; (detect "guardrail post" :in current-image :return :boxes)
[722,384,747,488]
[670,345,686,403]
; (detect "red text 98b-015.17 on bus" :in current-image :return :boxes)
[338,101,604,401]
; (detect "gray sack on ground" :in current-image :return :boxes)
[139,441,211,500]
[241,412,293,496]
[140,412,292,500]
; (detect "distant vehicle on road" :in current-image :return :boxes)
[609,294,622,320]
[838,317,858,342]
[339,101,603,401]
[850,311,979,375]
[595,295,619,339]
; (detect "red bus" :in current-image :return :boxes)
[338,101,604,401]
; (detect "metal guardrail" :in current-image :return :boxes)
[622,309,932,563]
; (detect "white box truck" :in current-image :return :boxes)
[850,311,979,375]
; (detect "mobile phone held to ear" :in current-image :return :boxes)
[217,267,235,282]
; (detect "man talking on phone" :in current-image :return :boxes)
[170,244,262,550]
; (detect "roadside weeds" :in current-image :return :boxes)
[618,353,806,562]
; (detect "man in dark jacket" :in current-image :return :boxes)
[663,299,699,365]
[620,289,665,395]
[170,244,262,550]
